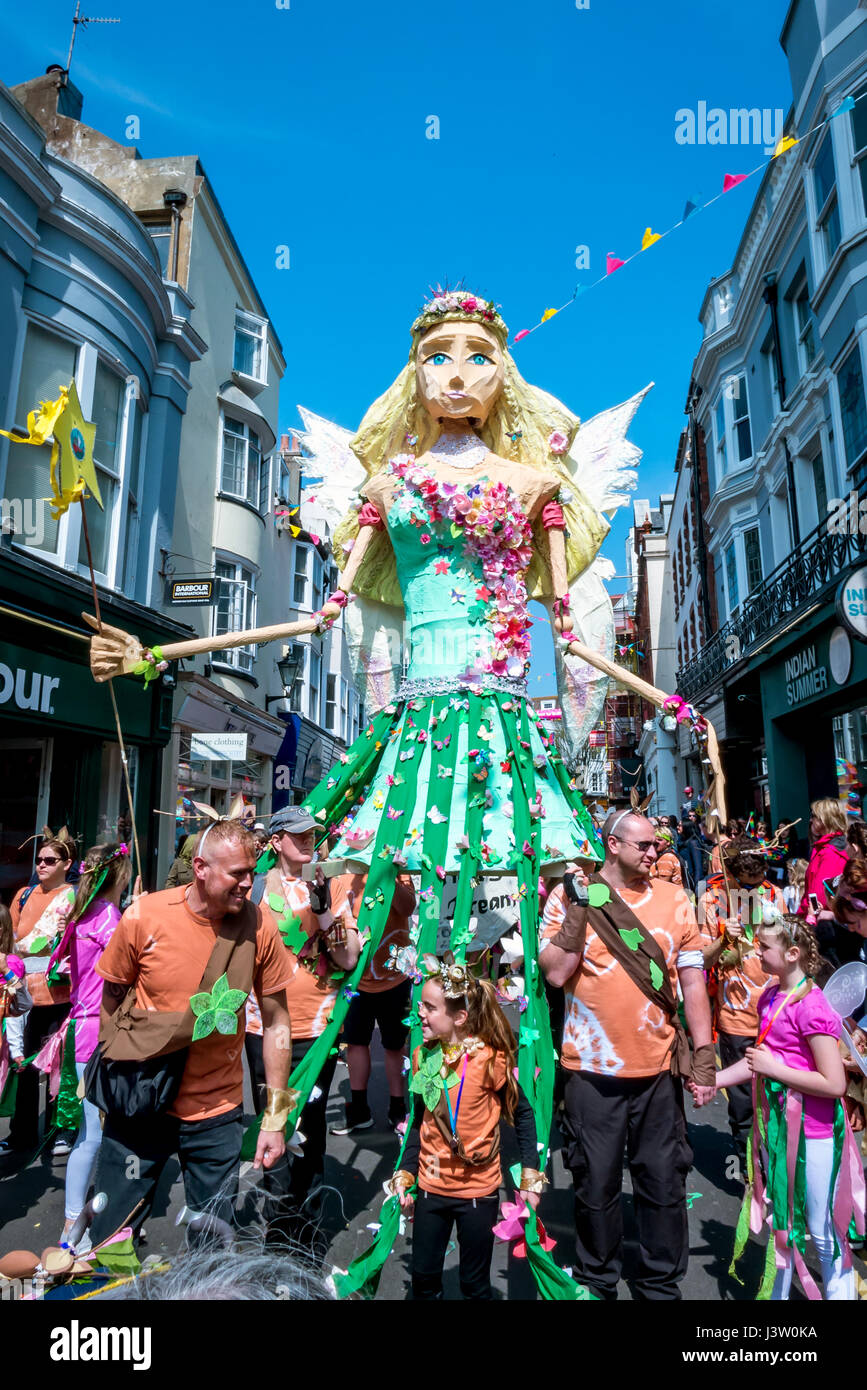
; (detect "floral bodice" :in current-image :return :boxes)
[385,456,533,684]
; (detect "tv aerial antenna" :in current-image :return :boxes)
[65,1,121,76]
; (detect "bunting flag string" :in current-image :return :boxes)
[510,91,863,348]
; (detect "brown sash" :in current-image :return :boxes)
[99,898,259,1063]
[553,873,692,1078]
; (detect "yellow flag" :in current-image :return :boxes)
[773,134,799,158]
[541,308,558,322]
[641,227,661,251]
[289,524,301,538]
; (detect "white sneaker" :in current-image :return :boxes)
[52,1138,72,1157]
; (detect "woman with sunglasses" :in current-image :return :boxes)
[0,838,75,1155]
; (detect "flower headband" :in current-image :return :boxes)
[79,842,129,875]
[411,289,507,342]
[422,952,474,1000]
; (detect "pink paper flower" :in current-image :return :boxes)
[547,430,569,455]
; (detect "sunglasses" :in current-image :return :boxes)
[36,855,61,866]
[613,837,656,853]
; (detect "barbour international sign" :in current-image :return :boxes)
[166,578,216,606]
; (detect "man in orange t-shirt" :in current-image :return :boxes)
[330,870,416,1136]
[88,821,292,1245]
[540,809,714,1301]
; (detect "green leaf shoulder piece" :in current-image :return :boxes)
[189,972,248,1041]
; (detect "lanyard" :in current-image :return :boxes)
[443,1054,468,1151]
[756,977,807,1046]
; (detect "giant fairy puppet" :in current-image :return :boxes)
[87,289,725,1295]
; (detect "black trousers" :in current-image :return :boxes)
[411,1189,500,1300]
[10,1002,70,1148]
[244,1032,337,1240]
[89,1106,244,1246]
[560,1069,693,1300]
[717,1030,755,1166]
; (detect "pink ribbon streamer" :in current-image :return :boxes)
[34,1017,70,1099]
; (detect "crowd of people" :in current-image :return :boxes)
[1,793,866,1302]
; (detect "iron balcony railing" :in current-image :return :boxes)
[677,510,866,701]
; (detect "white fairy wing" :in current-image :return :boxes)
[296,406,367,530]
[344,594,405,715]
[551,559,615,761]
[564,383,654,518]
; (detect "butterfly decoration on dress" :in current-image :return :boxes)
[386,943,423,984]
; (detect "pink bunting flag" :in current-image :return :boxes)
[606,253,625,275]
[513,329,531,343]
[723,173,747,193]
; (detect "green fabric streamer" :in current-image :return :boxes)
[54,1018,82,1132]
[94,1234,142,1277]
[332,1196,404,1299]
[130,644,166,686]
[0,1068,18,1118]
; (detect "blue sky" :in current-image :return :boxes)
[2,0,795,691]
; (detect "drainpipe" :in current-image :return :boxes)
[162,188,188,284]
[762,274,800,547]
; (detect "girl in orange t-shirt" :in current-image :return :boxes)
[390,956,541,1300]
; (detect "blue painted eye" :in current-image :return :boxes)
[470,353,489,365]
[430,353,449,366]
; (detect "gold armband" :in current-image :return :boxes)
[386,1169,415,1198]
[519,1168,549,1195]
[260,1086,301,1132]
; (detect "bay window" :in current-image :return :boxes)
[213,558,258,673]
[220,415,269,512]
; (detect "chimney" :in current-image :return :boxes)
[11,66,84,131]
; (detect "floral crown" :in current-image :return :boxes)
[411,288,508,343]
[422,952,474,1000]
[79,842,129,875]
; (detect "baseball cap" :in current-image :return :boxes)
[270,805,318,835]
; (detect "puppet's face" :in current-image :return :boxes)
[415,321,504,427]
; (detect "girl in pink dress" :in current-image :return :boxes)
[714,913,865,1299]
[44,843,132,1252]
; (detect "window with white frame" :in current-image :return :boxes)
[793,276,816,374]
[725,540,739,614]
[78,361,125,575]
[729,374,752,463]
[312,551,325,611]
[811,450,828,525]
[220,415,269,512]
[309,648,321,723]
[292,543,309,606]
[744,527,762,595]
[714,395,727,480]
[276,454,293,506]
[122,397,145,595]
[233,309,268,383]
[837,342,867,472]
[325,672,338,733]
[5,322,78,555]
[850,82,867,220]
[813,132,842,266]
[762,331,781,413]
[289,646,306,714]
[213,558,258,672]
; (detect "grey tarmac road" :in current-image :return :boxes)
[1,1039,864,1301]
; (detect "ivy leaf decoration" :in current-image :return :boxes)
[190,973,248,1042]
[587,883,611,908]
[618,927,643,952]
[649,960,664,992]
[410,1044,460,1110]
[279,912,307,955]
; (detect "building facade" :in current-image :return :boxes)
[0,77,202,898]
[677,0,867,828]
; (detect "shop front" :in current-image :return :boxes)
[0,550,190,902]
[759,605,867,828]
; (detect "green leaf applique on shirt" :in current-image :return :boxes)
[618,927,643,951]
[410,1044,460,1112]
[649,960,664,992]
[190,973,248,1042]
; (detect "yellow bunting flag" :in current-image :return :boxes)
[541,308,558,322]
[289,524,301,538]
[0,380,102,519]
[641,227,661,250]
[773,134,799,158]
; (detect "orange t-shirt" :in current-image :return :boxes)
[650,851,683,886]
[257,868,352,1040]
[334,871,415,994]
[698,878,777,1037]
[12,881,75,1007]
[414,1042,507,1198]
[96,887,292,1121]
[542,878,704,1079]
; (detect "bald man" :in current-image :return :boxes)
[540,810,715,1300]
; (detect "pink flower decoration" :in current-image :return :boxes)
[419,533,431,545]
[460,297,478,312]
[547,430,569,455]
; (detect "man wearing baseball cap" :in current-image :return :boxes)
[245,804,359,1244]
